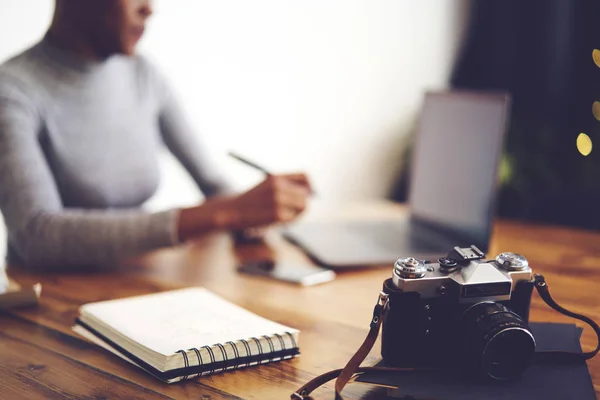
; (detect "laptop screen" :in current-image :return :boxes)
[408,91,510,249]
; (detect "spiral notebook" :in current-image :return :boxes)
[72,288,300,383]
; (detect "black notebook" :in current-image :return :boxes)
[72,288,300,383]
[356,323,596,399]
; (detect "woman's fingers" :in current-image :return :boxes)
[277,173,313,193]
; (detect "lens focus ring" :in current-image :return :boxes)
[462,302,535,380]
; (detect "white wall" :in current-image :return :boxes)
[0,0,466,210]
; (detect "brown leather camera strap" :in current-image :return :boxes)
[291,274,600,400]
[291,292,420,400]
[533,274,600,362]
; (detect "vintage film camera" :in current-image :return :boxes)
[382,245,537,380]
[293,245,600,399]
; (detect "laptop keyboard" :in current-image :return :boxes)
[283,219,454,265]
[334,221,444,252]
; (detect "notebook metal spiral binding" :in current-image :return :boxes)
[274,333,286,351]
[263,335,276,363]
[174,331,297,381]
[285,331,298,348]
[240,339,251,368]
[215,343,229,371]
[203,345,216,375]
[264,335,275,353]
[176,350,190,381]
[191,348,203,378]
[227,341,241,370]
[251,337,264,365]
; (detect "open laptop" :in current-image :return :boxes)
[283,90,511,268]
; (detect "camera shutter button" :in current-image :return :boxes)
[394,257,427,279]
[496,252,529,271]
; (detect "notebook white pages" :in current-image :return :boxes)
[73,287,300,383]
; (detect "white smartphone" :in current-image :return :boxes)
[238,260,336,287]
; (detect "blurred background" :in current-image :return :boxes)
[0,0,598,233]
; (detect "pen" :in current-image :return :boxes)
[227,151,316,195]
[227,151,272,175]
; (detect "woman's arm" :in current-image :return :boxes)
[0,79,184,271]
[0,78,310,270]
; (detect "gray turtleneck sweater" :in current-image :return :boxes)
[0,39,234,270]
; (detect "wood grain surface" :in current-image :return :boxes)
[1,201,599,400]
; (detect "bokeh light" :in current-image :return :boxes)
[576,133,593,156]
[593,101,600,121]
[594,49,600,68]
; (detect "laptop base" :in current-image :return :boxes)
[282,219,451,269]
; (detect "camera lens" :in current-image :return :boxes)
[462,302,535,380]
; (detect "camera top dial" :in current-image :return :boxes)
[495,252,529,271]
[394,257,427,279]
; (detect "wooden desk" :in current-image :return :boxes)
[1,202,599,399]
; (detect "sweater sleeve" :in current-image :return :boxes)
[145,59,238,198]
[0,78,180,271]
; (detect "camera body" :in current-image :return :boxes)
[381,245,536,380]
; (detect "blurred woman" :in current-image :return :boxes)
[0,0,311,270]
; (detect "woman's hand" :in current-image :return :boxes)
[225,173,311,227]
[177,173,312,241]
